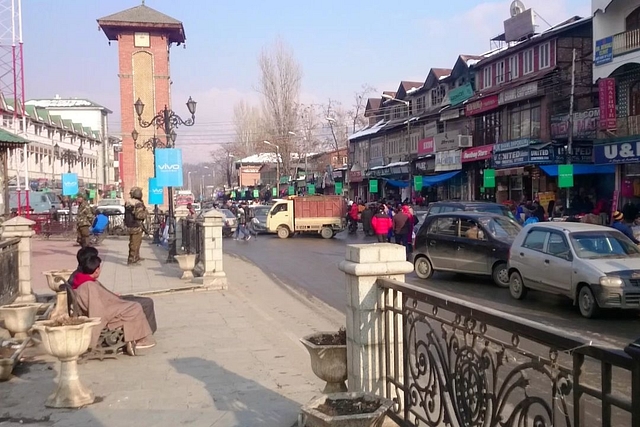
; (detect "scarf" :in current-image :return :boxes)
[72,272,95,290]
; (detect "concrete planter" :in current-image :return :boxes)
[31,317,102,408]
[301,392,394,427]
[42,270,74,320]
[0,303,40,339]
[0,339,30,381]
[301,332,348,394]
[174,254,197,280]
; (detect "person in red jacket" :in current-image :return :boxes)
[348,202,360,230]
[371,205,393,242]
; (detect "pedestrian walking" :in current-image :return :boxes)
[75,194,94,248]
[124,187,148,265]
[234,204,251,241]
[371,205,393,242]
[392,206,411,257]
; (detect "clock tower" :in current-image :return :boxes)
[98,3,185,201]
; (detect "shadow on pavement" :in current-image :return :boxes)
[170,357,301,427]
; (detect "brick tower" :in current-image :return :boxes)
[97,2,185,203]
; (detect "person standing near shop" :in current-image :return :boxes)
[124,187,148,265]
[76,194,94,248]
[371,205,393,242]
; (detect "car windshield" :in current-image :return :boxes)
[98,199,121,206]
[253,207,270,216]
[570,232,640,259]
[478,216,522,239]
[219,209,236,219]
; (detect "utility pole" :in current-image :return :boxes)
[566,48,576,209]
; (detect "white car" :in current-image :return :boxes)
[95,198,125,215]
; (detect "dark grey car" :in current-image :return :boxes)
[249,206,271,233]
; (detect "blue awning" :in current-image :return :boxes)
[385,179,410,188]
[421,171,461,186]
[539,164,615,177]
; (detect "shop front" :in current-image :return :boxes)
[434,149,464,200]
[348,167,364,201]
[367,162,410,202]
[412,155,435,204]
[594,139,640,220]
[461,144,493,201]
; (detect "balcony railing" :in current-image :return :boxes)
[613,28,640,57]
[0,237,20,306]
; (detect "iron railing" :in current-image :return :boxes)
[613,28,640,57]
[377,278,640,427]
[181,218,203,261]
[0,238,20,306]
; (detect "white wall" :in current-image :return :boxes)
[593,0,640,81]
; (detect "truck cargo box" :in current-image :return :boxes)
[293,195,345,219]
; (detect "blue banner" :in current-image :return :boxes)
[154,148,183,187]
[493,149,530,168]
[61,173,78,196]
[594,141,640,164]
[148,178,164,205]
[494,138,536,153]
[595,36,613,66]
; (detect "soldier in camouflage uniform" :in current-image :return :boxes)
[76,194,94,248]
[125,187,148,265]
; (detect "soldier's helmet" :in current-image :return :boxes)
[129,187,143,199]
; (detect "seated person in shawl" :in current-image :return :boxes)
[72,254,156,351]
[70,247,157,334]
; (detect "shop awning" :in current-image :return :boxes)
[421,171,461,186]
[540,164,615,177]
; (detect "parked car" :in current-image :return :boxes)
[248,205,271,233]
[198,208,237,237]
[508,222,640,318]
[425,201,516,221]
[413,212,522,287]
[95,198,125,215]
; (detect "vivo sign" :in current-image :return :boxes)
[594,141,640,164]
[148,177,164,205]
[155,149,184,187]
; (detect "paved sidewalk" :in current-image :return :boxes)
[2,237,344,427]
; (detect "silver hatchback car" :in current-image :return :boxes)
[508,222,640,318]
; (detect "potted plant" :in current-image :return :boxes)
[0,303,40,339]
[301,392,394,427]
[300,328,347,393]
[42,269,74,319]
[0,339,30,381]
[174,254,197,280]
[31,315,102,408]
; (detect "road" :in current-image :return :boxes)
[224,230,640,349]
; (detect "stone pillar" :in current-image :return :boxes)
[338,243,412,396]
[1,216,36,303]
[193,209,227,290]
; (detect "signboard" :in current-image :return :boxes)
[598,78,617,130]
[288,186,295,196]
[335,182,343,195]
[414,175,423,191]
[148,178,164,205]
[89,189,96,200]
[462,144,493,163]
[435,150,462,172]
[307,184,316,195]
[555,145,593,164]
[110,190,117,199]
[529,147,555,163]
[465,95,499,116]
[493,149,530,168]
[231,191,236,199]
[440,108,462,121]
[550,109,599,139]
[417,137,434,155]
[538,192,556,210]
[253,189,259,198]
[61,173,78,196]
[449,83,474,106]
[369,179,378,193]
[433,131,461,152]
[610,190,619,225]
[494,138,533,153]
[594,36,613,66]
[272,187,277,197]
[349,170,363,183]
[558,164,574,188]
[155,148,184,187]
[498,82,538,105]
[504,8,535,43]
[594,141,640,164]
[483,169,496,188]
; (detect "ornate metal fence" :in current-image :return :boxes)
[0,238,20,306]
[181,218,203,261]
[377,278,640,427]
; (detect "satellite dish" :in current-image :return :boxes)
[510,0,525,17]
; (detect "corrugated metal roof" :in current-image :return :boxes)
[0,128,28,145]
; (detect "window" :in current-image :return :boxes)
[539,43,550,69]
[416,96,425,113]
[509,102,541,139]
[546,233,570,258]
[496,61,505,85]
[460,219,485,240]
[509,55,519,80]
[523,49,534,74]
[483,67,493,88]
[523,230,548,251]
[431,85,447,106]
[430,217,457,236]
[626,6,640,32]
[272,203,288,214]
[473,111,502,146]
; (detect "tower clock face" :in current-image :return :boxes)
[134,32,150,48]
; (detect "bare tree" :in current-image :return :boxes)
[210,144,240,188]
[348,84,376,133]
[257,38,303,177]
[232,100,264,155]
[324,99,349,164]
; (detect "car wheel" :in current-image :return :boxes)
[277,226,290,239]
[414,256,433,280]
[492,262,509,288]
[509,271,527,300]
[578,286,600,319]
[321,227,334,239]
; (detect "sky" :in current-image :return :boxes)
[22,0,591,164]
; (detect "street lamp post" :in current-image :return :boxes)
[264,140,280,196]
[133,96,197,263]
[54,143,83,174]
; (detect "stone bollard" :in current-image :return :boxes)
[338,243,412,397]
[1,216,36,303]
[192,209,227,290]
